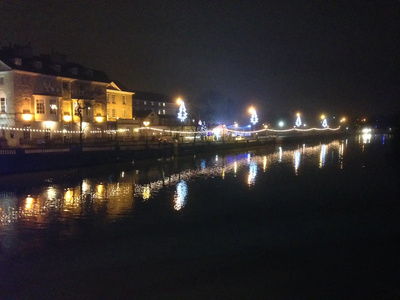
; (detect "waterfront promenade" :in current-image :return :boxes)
[0,130,348,175]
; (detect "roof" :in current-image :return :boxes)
[133,110,155,118]
[0,45,111,83]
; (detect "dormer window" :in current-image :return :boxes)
[54,65,60,72]
[87,70,93,77]
[14,58,22,66]
[34,61,42,69]
[70,67,77,75]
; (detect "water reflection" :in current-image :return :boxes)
[294,150,301,175]
[0,139,369,228]
[174,181,188,210]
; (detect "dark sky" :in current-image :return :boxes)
[1,0,399,122]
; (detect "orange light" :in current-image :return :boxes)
[22,114,32,121]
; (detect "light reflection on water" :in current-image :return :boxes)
[0,135,391,245]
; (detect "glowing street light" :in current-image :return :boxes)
[143,121,150,146]
[278,121,284,128]
[321,115,328,128]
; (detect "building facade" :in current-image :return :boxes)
[0,45,110,147]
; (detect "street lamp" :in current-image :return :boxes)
[278,121,284,128]
[143,121,150,147]
[321,115,328,128]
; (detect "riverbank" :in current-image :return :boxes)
[0,132,350,175]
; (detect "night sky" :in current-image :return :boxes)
[1,0,399,123]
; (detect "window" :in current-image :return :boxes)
[71,68,77,75]
[50,99,57,114]
[136,100,139,104]
[14,58,22,66]
[54,65,61,72]
[123,109,126,118]
[112,109,116,118]
[0,77,3,85]
[122,95,126,105]
[158,110,161,114]
[158,102,161,106]
[45,125,51,140]
[107,94,110,103]
[151,101,154,106]
[87,70,93,77]
[36,99,45,114]
[163,103,165,106]
[23,125,31,139]
[144,101,147,105]
[107,109,110,118]
[111,94,115,103]
[0,98,6,113]
[163,110,165,115]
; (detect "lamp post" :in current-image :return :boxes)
[143,121,150,147]
[177,97,187,143]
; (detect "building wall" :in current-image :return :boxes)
[106,90,133,121]
[0,69,108,146]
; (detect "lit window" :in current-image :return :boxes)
[50,99,57,115]
[158,110,161,114]
[144,101,147,105]
[163,110,165,115]
[151,101,154,106]
[158,102,161,106]
[163,103,165,106]
[122,95,126,105]
[14,58,22,66]
[112,109,116,118]
[36,99,45,114]
[0,98,6,113]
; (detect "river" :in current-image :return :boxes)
[0,134,399,299]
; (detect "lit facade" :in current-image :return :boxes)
[0,45,110,147]
[106,82,135,136]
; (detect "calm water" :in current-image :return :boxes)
[1,134,399,299]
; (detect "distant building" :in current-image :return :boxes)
[0,44,110,146]
[132,91,177,117]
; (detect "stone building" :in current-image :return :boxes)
[0,45,110,147]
